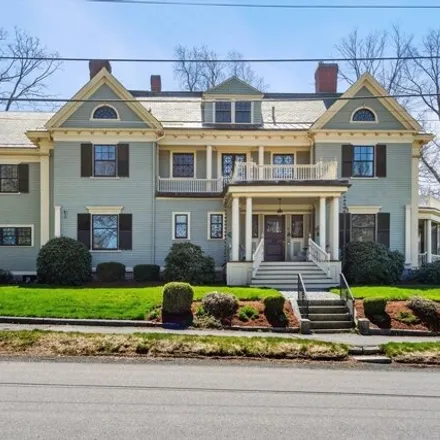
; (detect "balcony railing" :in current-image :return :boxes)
[231,160,338,183]
[157,177,224,193]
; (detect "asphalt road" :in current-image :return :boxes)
[0,359,439,439]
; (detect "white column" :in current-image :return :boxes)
[54,206,61,237]
[245,197,253,261]
[40,155,50,246]
[231,197,240,261]
[258,145,264,180]
[206,145,212,191]
[319,197,326,250]
[330,197,339,260]
[411,146,419,267]
[405,205,411,266]
[427,219,432,263]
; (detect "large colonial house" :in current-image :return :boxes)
[0,61,435,289]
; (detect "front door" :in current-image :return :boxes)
[264,215,285,261]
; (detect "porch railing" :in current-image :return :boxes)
[308,235,330,277]
[252,235,265,277]
[339,273,355,322]
[231,160,338,183]
[418,252,440,266]
[157,177,224,193]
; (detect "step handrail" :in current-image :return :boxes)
[297,273,308,318]
[339,273,356,322]
[307,235,330,277]
[252,235,265,277]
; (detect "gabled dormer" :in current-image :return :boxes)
[202,76,263,126]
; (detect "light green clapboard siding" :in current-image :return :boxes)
[155,198,226,267]
[53,141,156,268]
[159,150,170,178]
[61,84,150,129]
[315,142,412,253]
[0,163,41,272]
[322,87,405,130]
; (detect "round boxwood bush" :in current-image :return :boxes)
[96,262,126,282]
[0,269,13,285]
[37,237,92,286]
[363,298,387,317]
[343,242,404,285]
[162,282,194,315]
[202,292,239,320]
[263,296,285,317]
[408,296,439,330]
[417,260,440,284]
[163,242,215,285]
[133,264,160,282]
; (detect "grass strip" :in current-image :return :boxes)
[330,286,440,301]
[0,286,280,320]
[382,341,440,364]
[0,330,348,361]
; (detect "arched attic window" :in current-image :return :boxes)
[351,108,377,123]
[92,105,119,120]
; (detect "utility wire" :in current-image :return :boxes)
[87,0,440,10]
[1,55,440,63]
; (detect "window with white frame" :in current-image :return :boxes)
[352,108,376,122]
[0,226,32,246]
[215,101,253,123]
[352,146,374,177]
[172,153,194,178]
[215,101,232,123]
[235,101,251,123]
[92,105,118,120]
[351,214,376,242]
[94,145,117,177]
[208,213,224,239]
[92,215,118,250]
[0,165,19,193]
[173,213,189,239]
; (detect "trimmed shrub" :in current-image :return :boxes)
[162,282,194,315]
[202,292,239,320]
[133,264,160,282]
[238,305,259,322]
[96,262,126,282]
[363,298,387,317]
[396,311,420,325]
[0,269,13,285]
[417,260,440,284]
[343,242,404,285]
[163,243,215,285]
[408,296,439,329]
[37,237,92,286]
[263,296,285,317]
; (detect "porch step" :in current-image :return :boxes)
[309,321,353,330]
[302,305,348,314]
[307,313,351,322]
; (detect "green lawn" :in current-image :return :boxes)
[0,285,280,320]
[382,341,440,364]
[331,286,440,301]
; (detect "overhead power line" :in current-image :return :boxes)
[87,0,440,10]
[1,54,440,63]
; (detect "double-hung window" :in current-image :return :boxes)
[235,101,251,123]
[215,102,232,123]
[0,165,19,193]
[173,213,189,239]
[94,145,117,177]
[352,146,374,177]
[0,226,32,246]
[172,153,194,178]
[215,101,252,124]
[92,215,118,250]
[351,214,376,242]
[209,213,224,239]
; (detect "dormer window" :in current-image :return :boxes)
[92,105,119,120]
[352,108,377,123]
[214,101,253,124]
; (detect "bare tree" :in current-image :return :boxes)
[173,45,267,91]
[0,27,61,111]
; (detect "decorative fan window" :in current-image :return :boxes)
[352,108,376,122]
[92,105,118,120]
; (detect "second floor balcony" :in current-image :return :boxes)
[156,160,339,195]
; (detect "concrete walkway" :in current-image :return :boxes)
[1,323,439,346]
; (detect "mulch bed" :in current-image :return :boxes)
[355,300,430,331]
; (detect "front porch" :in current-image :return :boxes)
[419,196,440,265]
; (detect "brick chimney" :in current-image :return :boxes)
[151,75,162,93]
[89,60,112,79]
[315,63,338,93]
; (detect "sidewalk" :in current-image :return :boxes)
[1,323,439,346]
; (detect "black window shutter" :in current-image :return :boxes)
[81,143,93,177]
[339,213,351,251]
[119,214,132,250]
[341,144,353,178]
[77,214,91,249]
[377,213,390,248]
[18,164,29,193]
[118,144,129,177]
[376,144,387,177]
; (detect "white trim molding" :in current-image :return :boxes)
[90,104,121,121]
[54,205,61,237]
[350,107,379,124]
[0,224,34,247]
[207,211,225,240]
[347,205,382,215]
[86,206,124,215]
[172,212,191,240]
